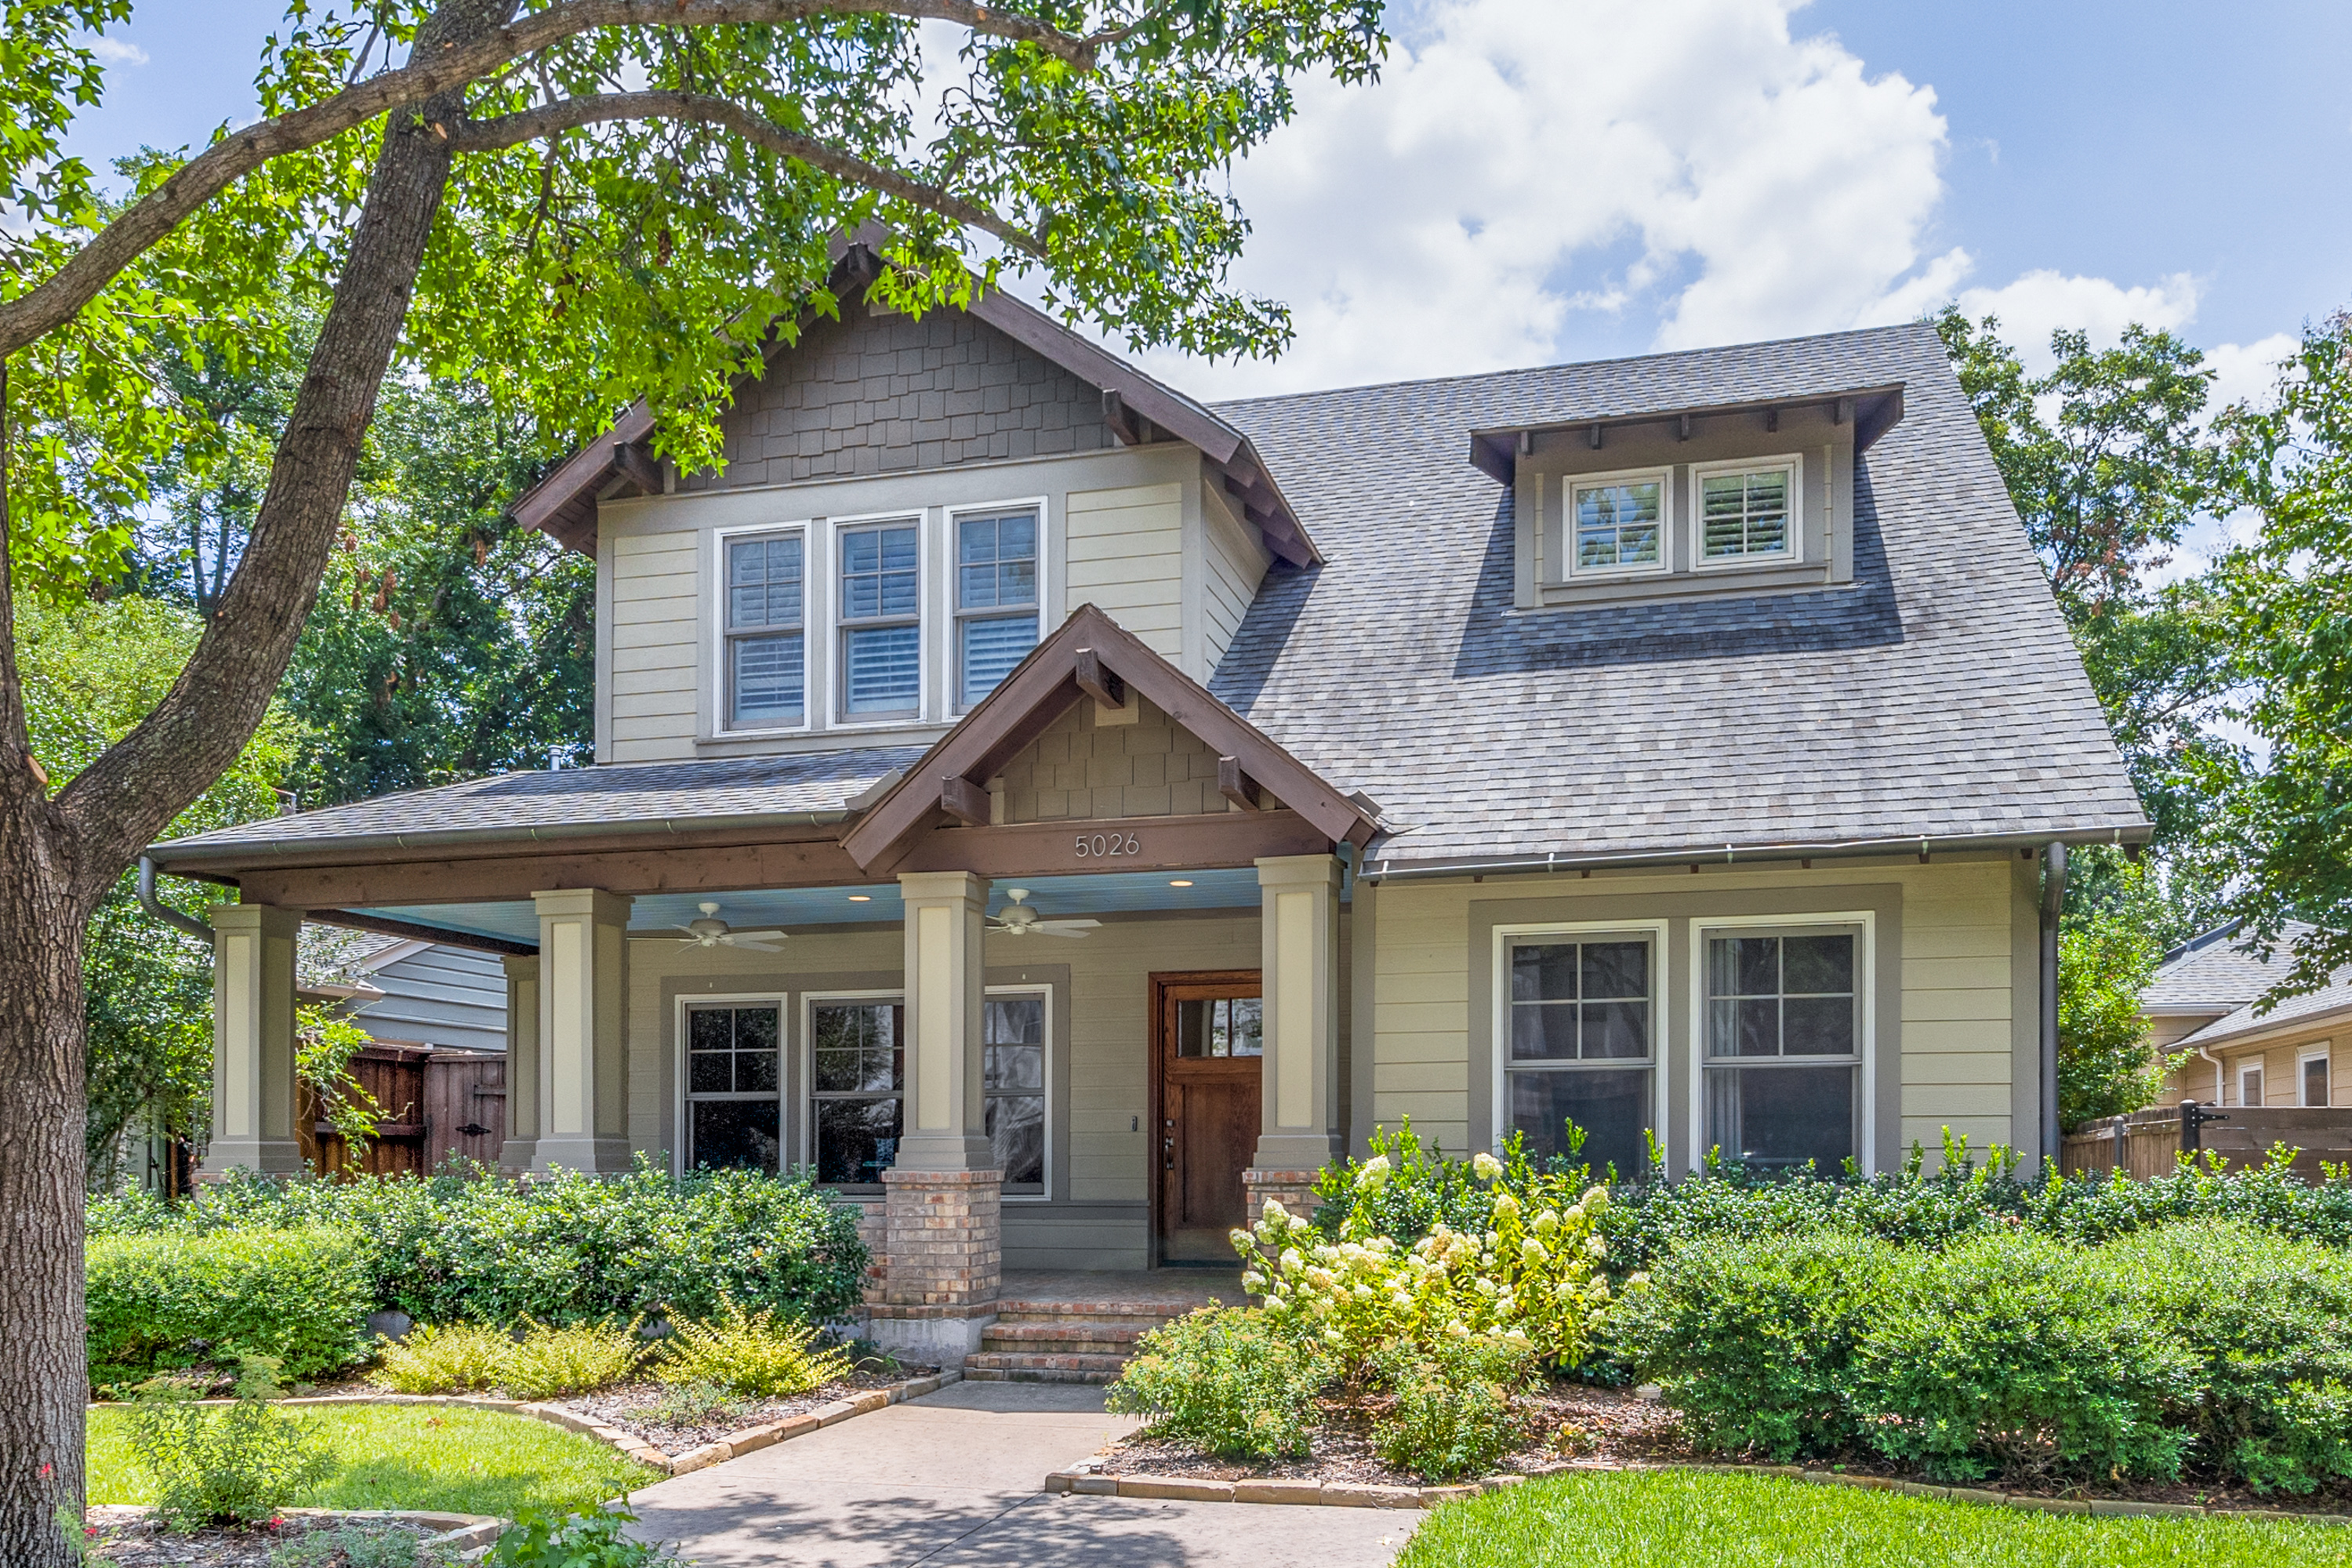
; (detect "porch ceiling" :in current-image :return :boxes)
[365,866,1269,946]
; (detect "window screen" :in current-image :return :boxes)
[1703,931,1859,1171]
[2306,1055,2331,1109]
[839,524,920,716]
[684,1004,782,1172]
[1504,937,1652,1176]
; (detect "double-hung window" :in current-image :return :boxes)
[724,535,804,728]
[956,510,1040,707]
[684,1003,782,1172]
[1504,934,1654,1176]
[1570,471,1667,573]
[1703,927,1861,1171]
[983,993,1047,1193]
[808,998,904,1189]
[1697,460,1795,563]
[838,522,920,718]
[2303,1051,2331,1108]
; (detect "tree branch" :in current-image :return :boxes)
[0,0,1096,360]
[449,91,1047,260]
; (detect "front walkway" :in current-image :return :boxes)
[625,1381,1414,1567]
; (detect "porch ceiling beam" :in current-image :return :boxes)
[305,906,539,957]
[891,809,1327,877]
[233,834,866,909]
[938,774,992,828]
[1218,756,1261,812]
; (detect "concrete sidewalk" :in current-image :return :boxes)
[624,1381,1417,1567]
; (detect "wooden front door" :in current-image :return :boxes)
[1152,971,1264,1263]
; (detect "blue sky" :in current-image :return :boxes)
[60,0,2352,407]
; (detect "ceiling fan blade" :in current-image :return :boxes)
[1030,925,1091,938]
[1036,918,1101,931]
[671,924,704,935]
[728,929,788,942]
[730,938,783,952]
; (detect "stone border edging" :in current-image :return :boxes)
[1046,1460,2352,1524]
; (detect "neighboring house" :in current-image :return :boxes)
[149,240,2146,1355]
[2147,922,2343,1109]
[328,937,510,1056]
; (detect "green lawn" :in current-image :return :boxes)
[1397,1470,2351,1568]
[89,1405,660,1519]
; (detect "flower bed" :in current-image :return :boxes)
[83,1508,485,1568]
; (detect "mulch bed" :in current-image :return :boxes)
[1101,1384,2352,1517]
[554,1366,932,1452]
[85,1508,442,1566]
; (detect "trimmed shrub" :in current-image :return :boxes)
[652,1297,848,1397]
[89,1156,868,1330]
[88,1226,371,1384]
[1105,1307,1328,1461]
[502,1318,646,1401]
[1372,1338,1532,1482]
[369,1323,514,1396]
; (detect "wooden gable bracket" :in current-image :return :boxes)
[1218,756,1261,812]
[1074,648,1126,710]
[837,603,1377,875]
[612,441,662,496]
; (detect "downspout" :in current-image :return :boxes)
[2196,1040,2226,1105]
[2038,842,2067,1171]
[139,855,218,945]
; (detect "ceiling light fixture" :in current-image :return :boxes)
[848,895,872,902]
[1168,879,1194,887]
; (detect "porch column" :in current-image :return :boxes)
[528,889,632,1174]
[874,870,999,1360]
[499,954,539,1174]
[200,902,303,1177]
[1247,854,1343,1223]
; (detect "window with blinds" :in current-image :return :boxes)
[724,534,804,728]
[1698,463,1794,561]
[838,522,921,717]
[954,510,1040,707]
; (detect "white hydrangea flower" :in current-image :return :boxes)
[1585,1236,1608,1258]
[1261,1198,1290,1223]
[1491,1193,1520,1220]
[1472,1151,1504,1182]
[1242,1271,1267,1293]
[1354,1155,1392,1192]
[1280,1247,1305,1273]
[1521,1237,1548,1264]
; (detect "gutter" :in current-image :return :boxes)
[2038,842,2067,1171]
[138,855,216,944]
[148,807,853,869]
[1359,825,2147,884]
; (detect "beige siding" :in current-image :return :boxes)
[1066,482,1183,659]
[1897,862,2014,1157]
[607,532,701,762]
[1200,483,1271,679]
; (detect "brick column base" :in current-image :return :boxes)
[1242,1167,1325,1230]
[866,1167,1002,1363]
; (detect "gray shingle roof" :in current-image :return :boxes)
[156,747,924,858]
[2143,921,2321,1012]
[2181,969,2352,1050]
[1207,322,2147,868]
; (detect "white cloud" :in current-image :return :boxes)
[89,37,148,67]
[2204,332,2299,414]
[1135,0,1965,397]
[1944,269,2201,373]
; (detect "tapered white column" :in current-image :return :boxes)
[893,870,993,1169]
[201,902,303,1176]
[1253,855,1343,1172]
[529,889,632,1174]
[499,954,540,1173]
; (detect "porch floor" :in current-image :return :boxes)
[997,1269,1247,1311]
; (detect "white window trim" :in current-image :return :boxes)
[1561,465,1674,581]
[986,982,1054,1202]
[826,510,931,729]
[800,987,908,1189]
[1687,911,1877,1174]
[2239,1061,2266,1108]
[672,991,790,1178]
[1689,452,1806,570]
[942,495,1053,717]
[2300,1047,2332,1107]
[1488,918,1672,1162]
[710,521,812,738]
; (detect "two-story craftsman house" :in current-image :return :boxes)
[149,241,2147,1359]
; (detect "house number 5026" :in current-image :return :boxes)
[1074,831,1142,858]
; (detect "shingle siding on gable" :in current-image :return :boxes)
[994,695,1258,823]
[679,306,1116,491]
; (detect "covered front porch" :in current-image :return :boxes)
[163,607,1375,1361]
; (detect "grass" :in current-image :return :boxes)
[89,1405,660,1519]
[1396,1470,2352,1568]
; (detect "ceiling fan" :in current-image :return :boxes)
[675,902,788,952]
[988,888,1100,940]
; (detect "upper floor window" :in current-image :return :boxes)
[726,535,804,728]
[955,509,1040,706]
[839,522,920,718]
[1697,459,1797,564]
[1570,470,1667,574]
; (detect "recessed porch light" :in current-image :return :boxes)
[848,895,872,902]
[1168,880,1193,887]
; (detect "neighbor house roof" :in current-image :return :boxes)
[2141,920,2351,1050]
[1207,321,2150,872]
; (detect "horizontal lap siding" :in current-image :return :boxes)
[608,533,701,760]
[1898,865,2015,1157]
[1201,487,1271,679]
[1372,891,1473,1153]
[1066,484,1183,659]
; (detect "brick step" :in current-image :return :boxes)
[962,1351,1131,1385]
[982,1322,1152,1349]
[993,1301,1203,1325]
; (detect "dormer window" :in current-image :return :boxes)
[839,521,921,718]
[954,507,1040,707]
[725,534,806,728]
[1570,470,1668,574]
[1697,457,1798,564]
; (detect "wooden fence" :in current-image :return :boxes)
[2062,1102,2352,1182]
[297,1044,506,1178]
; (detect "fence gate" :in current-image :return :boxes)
[299,1044,506,1178]
[2061,1102,2352,1182]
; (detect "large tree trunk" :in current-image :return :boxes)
[0,5,514,1559]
